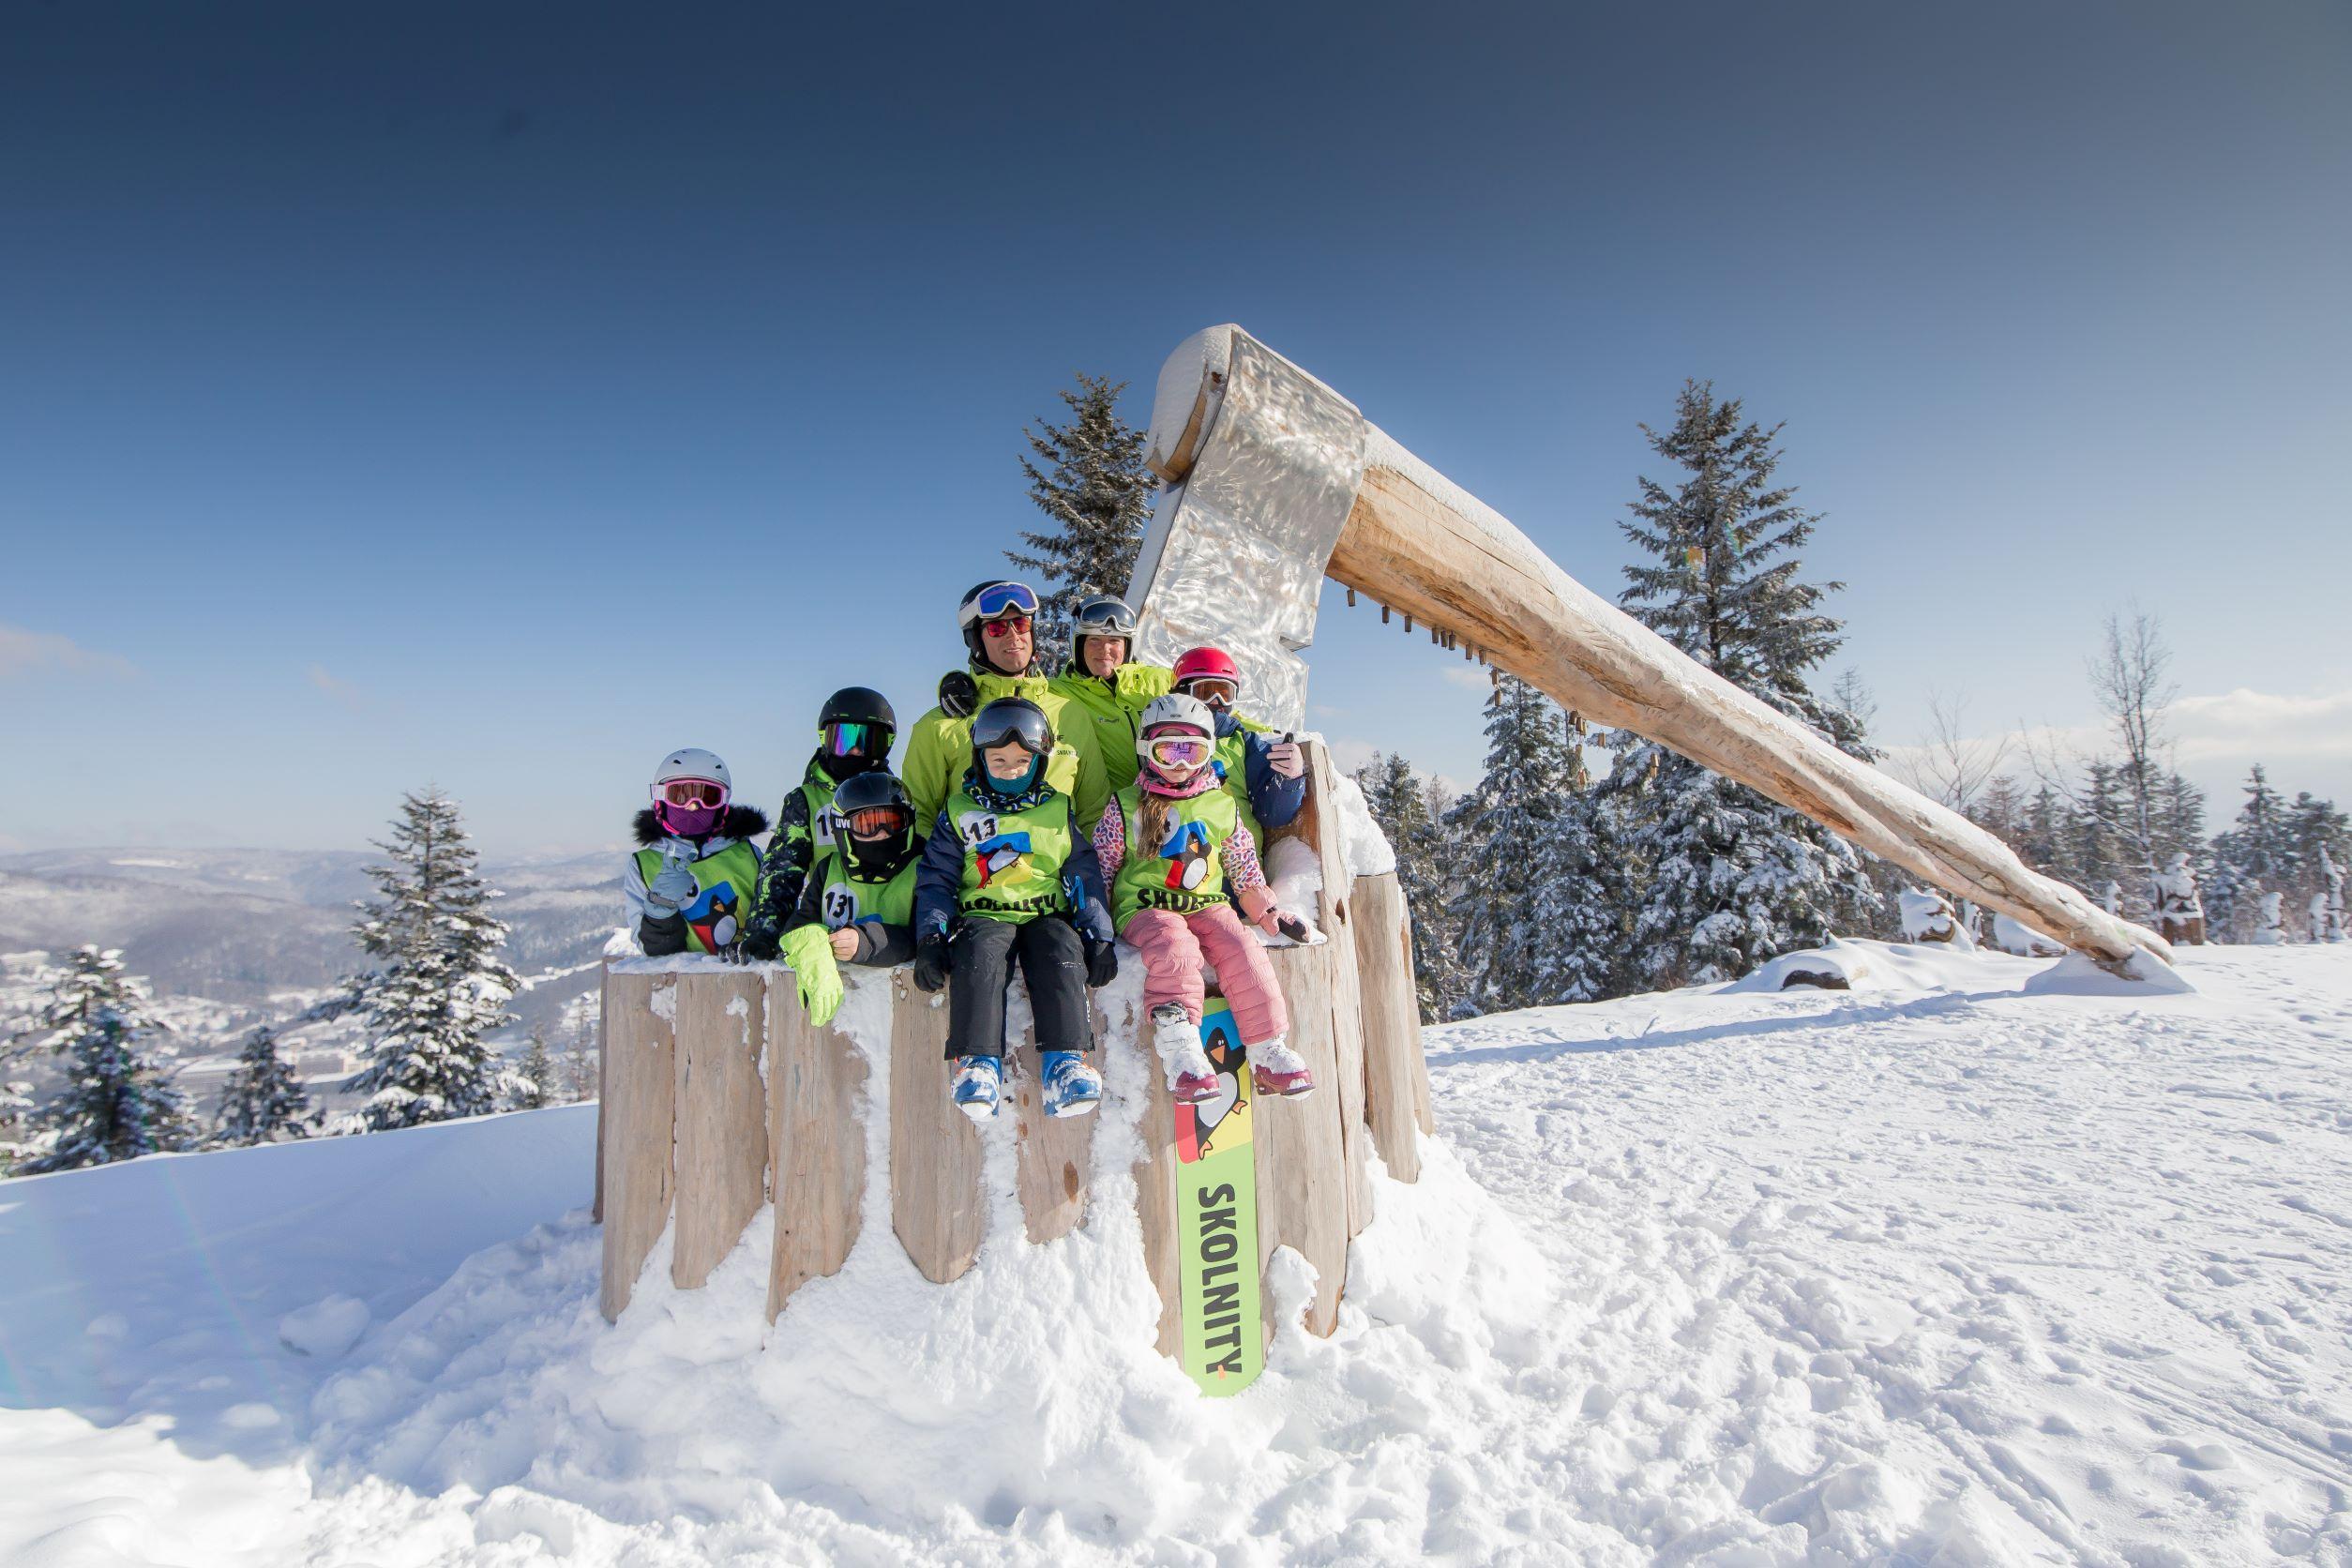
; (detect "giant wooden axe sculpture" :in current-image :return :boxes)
[1125,324,2172,971]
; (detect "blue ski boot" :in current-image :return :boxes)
[1040,1050,1103,1119]
[951,1054,1003,1123]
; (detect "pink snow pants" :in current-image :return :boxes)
[1122,904,1289,1047]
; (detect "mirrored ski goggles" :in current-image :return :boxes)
[967,582,1039,622]
[972,716,1050,754]
[1176,676,1240,708]
[842,805,911,838]
[1146,736,1213,767]
[981,614,1033,640]
[820,721,889,759]
[652,777,729,809]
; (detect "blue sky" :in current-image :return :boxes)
[3,2,2347,855]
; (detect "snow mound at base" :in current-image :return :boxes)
[1726,935,2199,999]
[295,975,1553,1559]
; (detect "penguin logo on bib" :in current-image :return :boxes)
[1159,820,1214,894]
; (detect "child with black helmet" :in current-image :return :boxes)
[743,686,897,959]
[911,696,1118,1122]
[773,770,923,1026]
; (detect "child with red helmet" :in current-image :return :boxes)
[1170,646,1308,850]
[1094,693,1316,1100]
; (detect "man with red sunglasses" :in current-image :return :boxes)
[627,747,769,957]
[900,579,1111,840]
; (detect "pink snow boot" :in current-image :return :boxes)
[1249,1037,1315,1098]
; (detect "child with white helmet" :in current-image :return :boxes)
[1093,693,1317,1100]
[626,747,769,957]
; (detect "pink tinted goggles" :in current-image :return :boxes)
[652,777,729,809]
[1147,736,1212,767]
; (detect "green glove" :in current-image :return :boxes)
[778,924,845,1029]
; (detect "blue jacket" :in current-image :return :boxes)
[1221,711,1307,831]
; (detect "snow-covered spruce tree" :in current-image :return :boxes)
[1005,373,1157,673]
[17,946,194,1174]
[1447,678,1621,1012]
[343,790,521,1132]
[1600,382,1881,988]
[1353,751,1470,1022]
[561,1003,599,1103]
[213,1023,311,1146]
[512,1022,558,1111]
[2207,765,2293,941]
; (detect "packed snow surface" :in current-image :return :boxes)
[4,942,2350,1563]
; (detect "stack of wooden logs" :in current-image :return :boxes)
[596,742,1435,1358]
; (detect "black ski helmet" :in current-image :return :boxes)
[832,769,917,878]
[957,580,1040,669]
[815,686,896,781]
[1069,595,1138,669]
[970,697,1054,794]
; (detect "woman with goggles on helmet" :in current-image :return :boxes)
[1169,645,1308,853]
[770,770,923,1028]
[1046,594,1175,793]
[628,748,770,957]
[912,696,1117,1123]
[900,580,1110,844]
[742,686,897,961]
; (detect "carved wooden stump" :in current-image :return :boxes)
[1351,870,1425,1183]
[889,976,986,1284]
[766,983,868,1320]
[671,969,768,1289]
[599,970,675,1322]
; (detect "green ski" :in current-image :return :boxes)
[1174,995,1263,1394]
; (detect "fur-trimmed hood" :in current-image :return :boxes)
[633,804,770,848]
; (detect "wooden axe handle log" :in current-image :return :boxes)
[1329,454,2172,969]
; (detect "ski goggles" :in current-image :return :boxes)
[1176,676,1240,708]
[1146,736,1213,767]
[842,805,911,838]
[821,721,889,759]
[652,777,729,809]
[965,582,1039,623]
[972,714,1051,754]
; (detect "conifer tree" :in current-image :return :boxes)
[344,790,520,1132]
[1448,678,1621,1011]
[561,1005,599,1104]
[1006,373,1157,672]
[17,946,194,1173]
[513,1023,559,1111]
[214,1023,312,1146]
[1353,751,1470,1021]
[2208,765,2292,941]
[1602,382,1880,986]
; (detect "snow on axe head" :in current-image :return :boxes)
[1128,324,2175,972]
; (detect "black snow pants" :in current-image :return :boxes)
[944,914,1091,1061]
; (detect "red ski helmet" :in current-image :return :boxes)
[1171,646,1239,687]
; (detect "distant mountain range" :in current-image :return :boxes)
[0,845,627,1041]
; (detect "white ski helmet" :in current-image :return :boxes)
[1135,693,1216,764]
[652,747,731,792]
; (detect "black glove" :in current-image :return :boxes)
[738,927,781,963]
[1082,935,1117,988]
[938,670,978,719]
[913,929,952,993]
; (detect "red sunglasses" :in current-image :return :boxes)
[982,614,1033,639]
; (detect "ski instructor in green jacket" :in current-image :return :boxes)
[902,580,1112,840]
[1046,594,1173,795]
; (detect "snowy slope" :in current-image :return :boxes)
[2,943,2348,1564]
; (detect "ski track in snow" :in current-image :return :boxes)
[0,943,2347,1564]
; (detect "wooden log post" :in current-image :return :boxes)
[599,968,676,1322]
[670,969,769,1289]
[1350,869,1425,1184]
[889,974,987,1283]
[1009,1026,1098,1245]
[1130,1031,1184,1358]
[766,979,869,1319]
